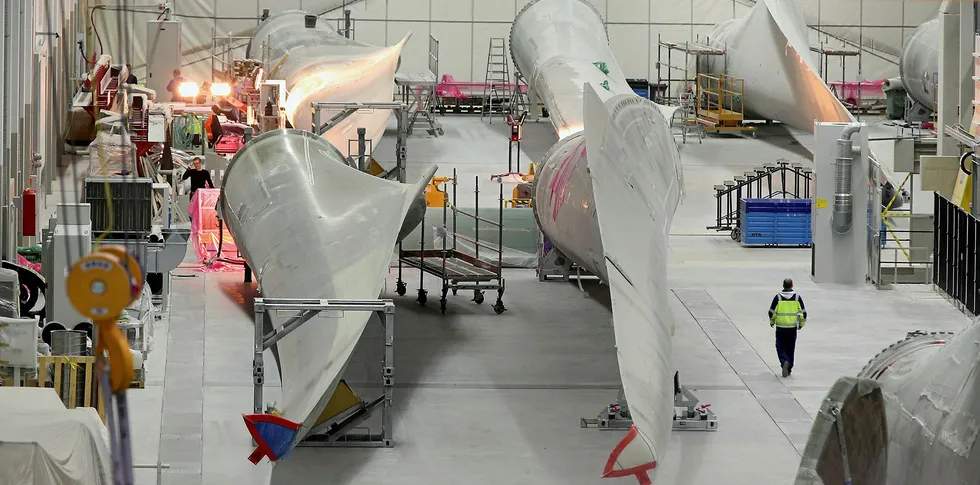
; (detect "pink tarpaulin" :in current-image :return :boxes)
[16,255,41,274]
[828,80,886,105]
[436,74,528,99]
[189,188,243,272]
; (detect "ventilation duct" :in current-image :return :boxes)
[832,124,862,235]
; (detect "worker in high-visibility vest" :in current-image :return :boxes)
[768,278,807,377]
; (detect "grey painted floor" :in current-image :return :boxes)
[127,116,974,485]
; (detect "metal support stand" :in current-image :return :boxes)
[506,112,527,173]
[252,297,395,447]
[310,101,409,182]
[580,372,718,432]
[537,235,595,282]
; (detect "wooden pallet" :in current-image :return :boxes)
[1,356,106,421]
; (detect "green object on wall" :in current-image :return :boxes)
[600,80,610,91]
[593,61,609,75]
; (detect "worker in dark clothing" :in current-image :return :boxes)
[182,157,214,204]
[768,278,807,378]
[205,105,224,148]
[167,69,184,102]
[125,64,138,85]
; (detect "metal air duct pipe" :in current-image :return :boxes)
[246,10,408,157]
[220,129,434,443]
[832,124,862,234]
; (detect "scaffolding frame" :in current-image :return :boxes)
[210,30,253,81]
[252,297,395,448]
[395,34,444,137]
[310,101,409,182]
[655,35,727,106]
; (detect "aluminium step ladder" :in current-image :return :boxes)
[482,37,512,123]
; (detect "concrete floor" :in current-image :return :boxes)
[127,115,974,485]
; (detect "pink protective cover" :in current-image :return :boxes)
[189,188,243,271]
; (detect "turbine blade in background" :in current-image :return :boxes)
[255,11,406,158]
[583,83,682,484]
[713,0,851,130]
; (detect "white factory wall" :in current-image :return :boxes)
[95,0,938,85]
[325,0,939,84]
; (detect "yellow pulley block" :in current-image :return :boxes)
[65,246,143,393]
[99,246,143,300]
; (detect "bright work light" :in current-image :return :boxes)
[210,82,231,96]
[177,82,199,98]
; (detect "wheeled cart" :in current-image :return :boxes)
[396,170,506,314]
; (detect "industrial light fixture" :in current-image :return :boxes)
[210,82,231,97]
[177,82,199,98]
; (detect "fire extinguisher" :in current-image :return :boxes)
[22,188,36,237]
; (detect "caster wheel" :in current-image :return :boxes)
[452,288,458,296]
[440,299,447,314]
[417,289,427,305]
[492,300,506,314]
[396,281,406,296]
[473,290,485,304]
[730,228,738,241]
[751,131,757,139]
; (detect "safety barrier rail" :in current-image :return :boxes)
[696,73,745,126]
[707,160,813,234]
[934,193,980,315]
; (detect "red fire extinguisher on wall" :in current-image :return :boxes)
[22,187,36,237]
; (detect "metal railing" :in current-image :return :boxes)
[934,192,979,315]
[707,160,813,234]
[696,73,745,124]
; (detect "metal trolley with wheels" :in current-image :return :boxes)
[396,170,506,314]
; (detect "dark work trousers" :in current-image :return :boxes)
[775,327,799,371]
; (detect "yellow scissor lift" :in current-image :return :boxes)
[695,73,757,137]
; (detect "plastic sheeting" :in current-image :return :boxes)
[867,324,980,484]
[0,387,111,485]
[188,188,242,271]
[0,316,39,367]
[795,377,888,485]
[87,130,138,177]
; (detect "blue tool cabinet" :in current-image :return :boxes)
[739,198,813,247]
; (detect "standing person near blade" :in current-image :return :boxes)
[205,105,225,148]
[167,69,184,102]
[768,278,807,377]
[182,157,214,214]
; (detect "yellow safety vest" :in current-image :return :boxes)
[772,298,804,328]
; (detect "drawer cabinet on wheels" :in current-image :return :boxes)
[737,198,812,247]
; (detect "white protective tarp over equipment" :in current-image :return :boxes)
[0,387,111,485]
